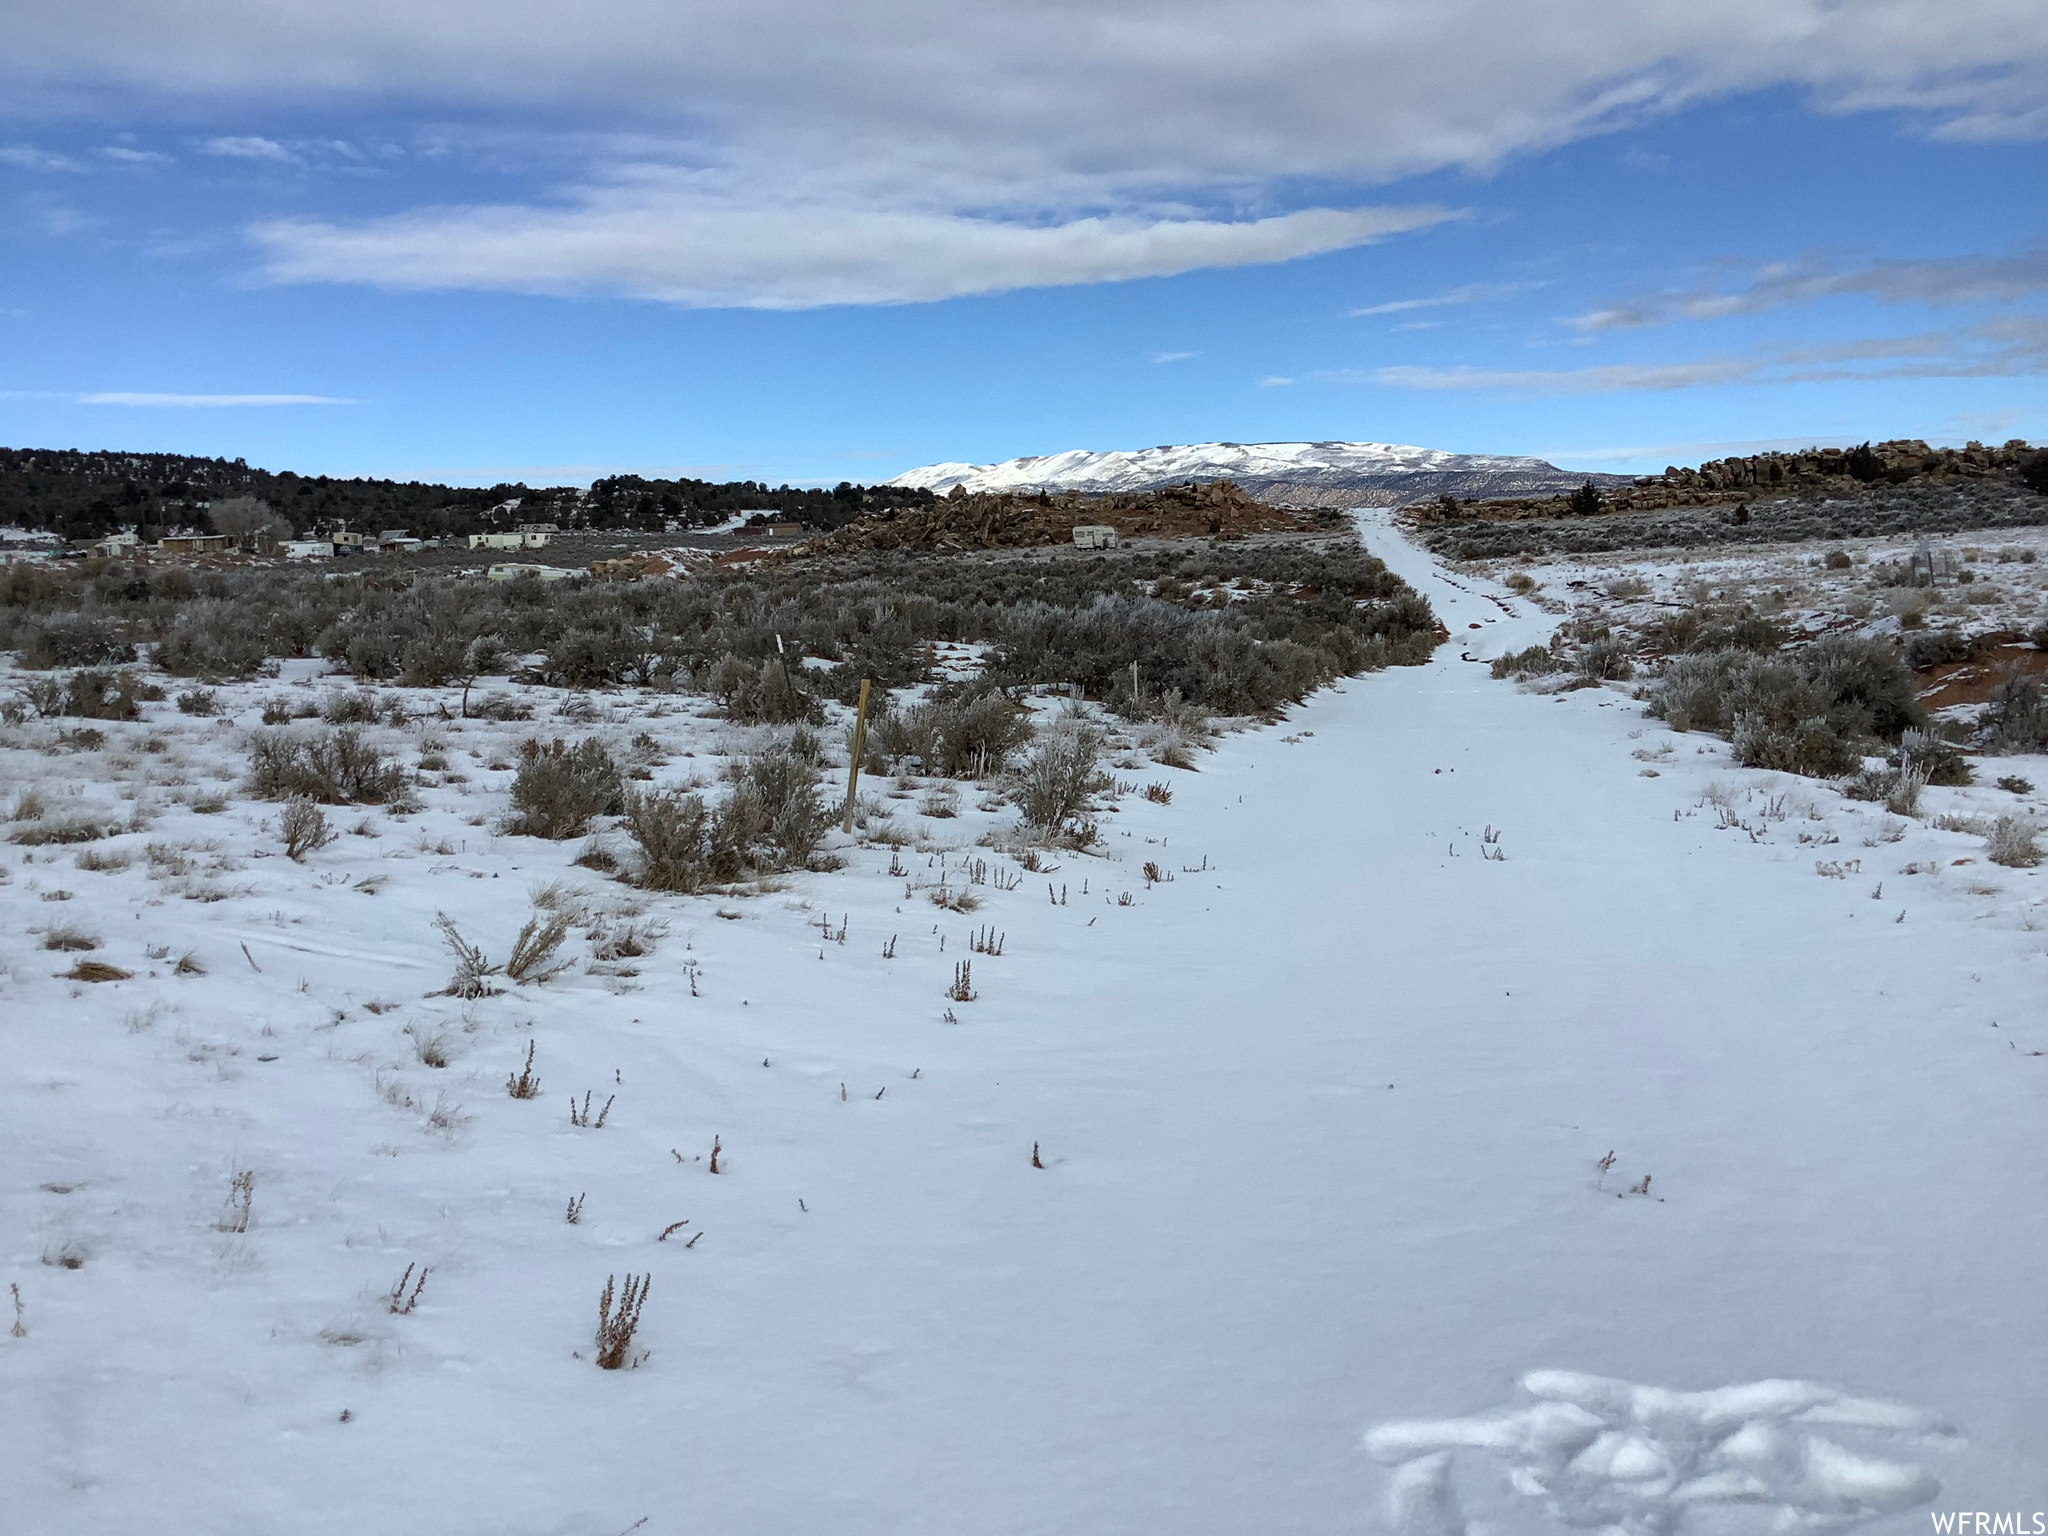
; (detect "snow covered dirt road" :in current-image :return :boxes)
[5,518,2042,1535]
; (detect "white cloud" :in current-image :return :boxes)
[203,135,295,162]
[5,0,2043,174]
[1258,376,1294,387]
[3,0,2042,306]
[1346,317,2048,395]
[251,198,1457,309]
[1148,350,1199,364]
[1572,251,2048,330]
[0,143,80,172]
[1350,281,1541,317]
[79,392,352,406]
[98,145,170,164]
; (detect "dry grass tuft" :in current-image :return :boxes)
[63,960,131,982]
[215,1167,255,1233]
[408,1027,453,1069]
[506,1041,542,1098]
[595,1273,651,1369]
[13,817,109,846]
[386,1262,430,1315]
[42,924,100,952]
[434,912,501,997]
[505,910,573,985]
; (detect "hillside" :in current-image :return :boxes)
[0,447,932,542]
[887,440,1631,508]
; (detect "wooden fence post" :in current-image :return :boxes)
[842,678,872,834]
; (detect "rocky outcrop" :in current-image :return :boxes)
[1423,439,2040,524]
[792,479,1324,556]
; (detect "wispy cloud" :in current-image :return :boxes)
[203,136,297,163]
[1571,250,2048,330]
[252,198,1458,309]
[1349,281,1542,317]
[0,144,81,172]
[1332,317,2048,395]
[98,146,170,165]
[1258,375,1294,387]
[1148,350,1199,364]
[79,392,353,407]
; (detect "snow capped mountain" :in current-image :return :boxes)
[887,441,1624,507]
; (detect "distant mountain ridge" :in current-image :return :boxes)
[887,441,1630,508]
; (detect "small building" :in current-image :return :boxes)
[158,533,234,556]
[282,540,334,560]
[1071,525,1119,550]
[93,531,142,558]
[761,522,804,538]
[378,532,424,553]
[485,562,579,583]
[469,531,550,551]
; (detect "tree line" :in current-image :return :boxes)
[0,446,934,542]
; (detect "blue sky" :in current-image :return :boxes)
[2,0,2043,486]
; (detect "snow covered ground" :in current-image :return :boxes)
[4,515,2042,1535]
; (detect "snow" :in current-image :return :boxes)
[888,440,1557,495]
[4,513,2044,1535]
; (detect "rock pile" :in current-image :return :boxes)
[1418,477,2048,562]
[792,480,1323,556]
[1419,439,2040,524]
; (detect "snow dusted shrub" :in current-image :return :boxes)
[724,748,832,866]
[713,654,824,725]
[22,667,145,721]
[320,689,384,725]
[1146,722,1198,769]
[504,737,624,839]
[1650,638,1920,777]
[784,723,825,767]
[1986,815,2043,868]
[152,600,271,679]
[543,624,644,689]
[627,747,829,890]
[14,613,133,669]
[1894,727,1971,787]
[1490,645,1562,681]
[248,726,409,805]
[1732,711,1862,778]
[278,798,336,861]
[873,689,1033,778]
[1982,675,2048,753]
[1573,635,1635,683]
[1016,725,1105,839]
[624,788,722,892]
[433,911,502,997]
